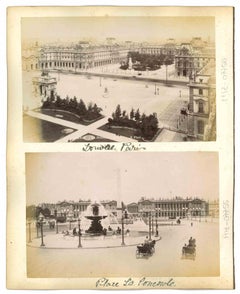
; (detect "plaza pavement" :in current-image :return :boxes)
[27,219,219,278]
[66,63,189,85]
[23,69,189,142]
[28,233,160,249]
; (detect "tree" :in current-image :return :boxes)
[93,103,100,114]
[69,96,78,110]
[130,108,135,120]
[135,108,140,121]
[35,206,42,219]
[43,208,51,217]
[78,99,87,115]
[122,110,127,118]
[115,104,122,120]
[88,102,93,112]
[141,113,146,121]
[140,114,159,139]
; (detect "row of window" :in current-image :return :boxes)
[177,62,204,68]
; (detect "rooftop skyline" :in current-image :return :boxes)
[22,16,215,44]
[26,152,219,206]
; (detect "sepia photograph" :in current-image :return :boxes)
[6,5,234,290]
[25,152,219,279]
[22,16,216,143]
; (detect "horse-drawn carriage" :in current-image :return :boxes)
[182,238,196,260]
[136,240,156,258]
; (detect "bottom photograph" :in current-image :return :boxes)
[25,152,219,279]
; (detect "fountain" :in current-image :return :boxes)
[84,201,108,235]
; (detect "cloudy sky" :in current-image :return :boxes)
[26,152,218,205]
[22,16,215,44]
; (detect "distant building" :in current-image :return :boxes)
[187,59,216,140]
[22,42,40,71]
[101,200,117,215]
[126,202,139,218]
[37,44,129,71]
[138,197,209,219]
[32,71,57,99]
[140,41,178,57]
[35,196,210,221]
[208,199,219,218]
[174,42,215,78]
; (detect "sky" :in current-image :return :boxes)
[26,152,219,205]
[21,16,215,44]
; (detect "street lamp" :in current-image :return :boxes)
[151,213,154,234]
[27,221,32,243]
[121,205,128,246]
[56,218,59,234]
[40,217,45,247]
[100,76,102,87]
[155,210,159,237]
[77,218,82,248]
[36,221,39,238]
[199,208,202,222]
[148,212,152,241]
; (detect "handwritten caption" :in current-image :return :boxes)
[222,200,231,239]
[95,277,176,288]
[82,142,146,152]
[220,58,229,102]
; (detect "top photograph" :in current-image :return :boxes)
[22,15,216,143]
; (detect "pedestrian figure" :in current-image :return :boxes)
[73,227,77,236]
[144,236,149,244]
[191,222,193,227]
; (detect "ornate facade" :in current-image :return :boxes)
[37,45,129,72]
[174,43,215,78]
[37,197,209,220]
[187,59,216,140]
[138,197,209,219]
[22,42,40,71]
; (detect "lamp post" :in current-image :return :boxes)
[121,211,125,246]
[151,213,154,234]
[40,217,45,247]
[36,221,39,238]
[199,208,202,222]
[100,76,102,87]
[121,204,127,246]
[155,211,159,237]
[148,212,152,241]
[77,218,82,248]
[56,218,59,234]
[28,221,32,243]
